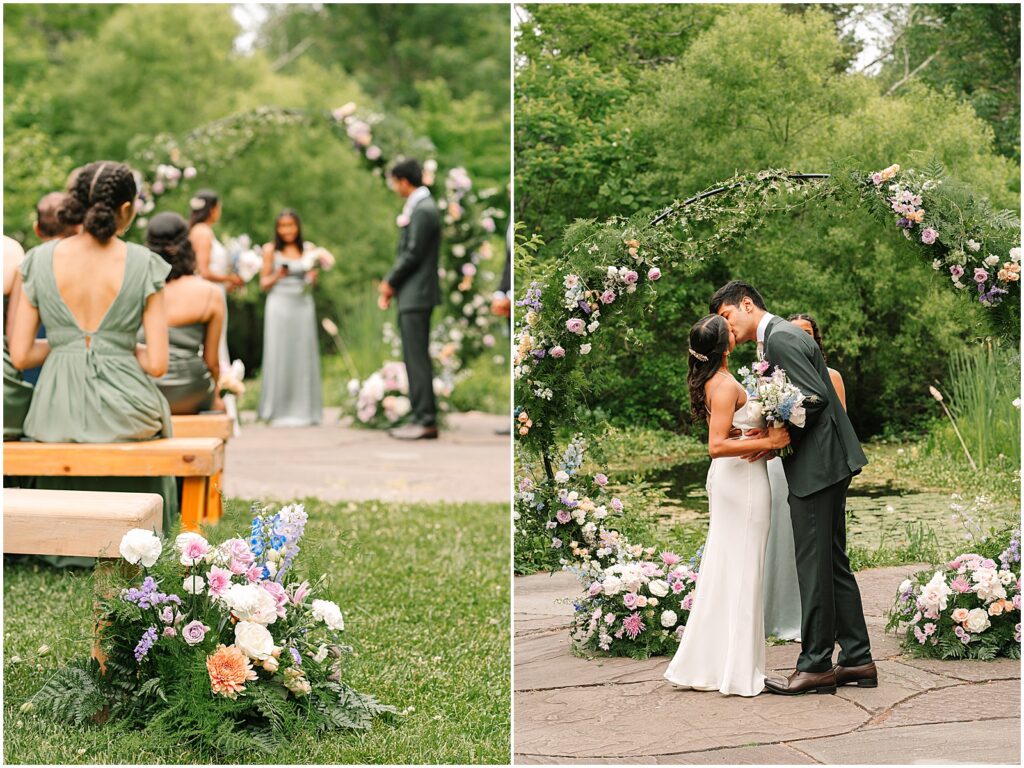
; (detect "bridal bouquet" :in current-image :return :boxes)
[223,234,264,284]
[885,526,1020,660]
[218,359,246,398]
[737,363,807,457]
[26,504,394,755]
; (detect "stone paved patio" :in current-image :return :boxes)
[514,566,1021,764]
[225,409,509,503]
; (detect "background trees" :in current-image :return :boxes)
[515,3,1020,436]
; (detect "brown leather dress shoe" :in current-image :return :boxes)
[834,661,878,688]
[388,424,439,440]
[764,668,837,696]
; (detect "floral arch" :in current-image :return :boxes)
[125,103,508,422]
[513,163,1021,656]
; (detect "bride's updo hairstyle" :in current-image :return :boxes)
[687,314,730,422]
[58,161,137,243]
[146,212,196,282]
[188,189,220,229]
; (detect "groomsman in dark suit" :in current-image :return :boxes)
[379,159,442,440]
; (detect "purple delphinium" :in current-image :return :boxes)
[999,530,1020,569]
[977,282,1008,305]
[289,647,302,666]
[532,349,546,360]
[134,626,159,661]
[515,282,543,312]
[577,299,592,315]
[896,217,912,229]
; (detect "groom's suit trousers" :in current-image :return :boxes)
[399,309,437,427]
[788,475,873,673]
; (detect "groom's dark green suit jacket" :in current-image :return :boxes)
[763,316,867,498]
[386,195,441,313]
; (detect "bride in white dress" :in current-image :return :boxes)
[664,314,790,697]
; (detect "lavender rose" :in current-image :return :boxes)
[182,620,210,646]
[921,228,937,245]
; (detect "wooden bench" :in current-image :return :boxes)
[3,488,163,556]
[171,413,233,441]
[4,437,224,531]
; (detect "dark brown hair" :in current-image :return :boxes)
[687,314,731,422]
[58,161,137,242]
[788,313,826,363]
[146,212,196,282]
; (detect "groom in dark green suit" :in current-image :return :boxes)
[378,159,441,440]
[711,280,876,695]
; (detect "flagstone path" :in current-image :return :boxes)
[514,565,1021,764]
[225,409,509,504]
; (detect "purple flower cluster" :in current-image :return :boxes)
[121,577,181,609]
[134,626,159,661]
[274,504,308,581]
[516,281,543,312]
[977,282,1009,306]
[999,529,1021,569]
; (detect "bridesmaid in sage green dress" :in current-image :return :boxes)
[4,236,33,440]
[142,212,226,414]
[8,161,179,545]
[257,209,322,427]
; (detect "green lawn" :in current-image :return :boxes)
[4,498,510,764]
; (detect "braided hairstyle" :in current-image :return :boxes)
[188,189,220,229]
[146,212,196,282]
[58,161,137,242]
[687,314,731,422]
[788,313,827,363]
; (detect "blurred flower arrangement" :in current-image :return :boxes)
[886,509,1020,660]
[24,503,394,755]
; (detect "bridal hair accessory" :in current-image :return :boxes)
[688,348,709,362]
[189,196,206,211]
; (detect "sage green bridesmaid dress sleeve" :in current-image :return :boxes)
[21,241,179,565]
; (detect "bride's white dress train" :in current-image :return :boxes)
[663,396,771,697]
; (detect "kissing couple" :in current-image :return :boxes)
[664,280,876,697]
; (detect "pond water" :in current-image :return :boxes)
[620,459,1016,553]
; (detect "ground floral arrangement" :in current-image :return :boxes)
[24,504,394,755]
[514,162,1021,656]
[887,509,1020,660]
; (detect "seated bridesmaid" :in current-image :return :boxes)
[787,313,846,410]
[4,236,33,441]
[9,160,179,543]
[141,212,226,415]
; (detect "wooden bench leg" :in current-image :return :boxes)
[181,477,209,532]
[205,471,223,525]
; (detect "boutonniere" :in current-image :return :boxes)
[396,214,411,228]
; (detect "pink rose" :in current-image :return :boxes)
[566,318,585,334]
[588,582,603,597]
[163,626,177,638]
[600,290,616,304]
[623,593,638,609]
[753,360,770,375]
[366,145,382,161]
[594,473,608,487]
[623,270,639,285]
[556,509,572,525]
[870,172,883,185]
[681,593,694,611]
[182,620,210,646]
[261,580,289,618]
[550,346,565,358]
[974,268,989,283]
[647,267,661,281]
[921,228,937,245]
[610,498,623,512]
[950,265,964,279]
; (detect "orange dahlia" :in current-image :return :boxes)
[206,644,258,699]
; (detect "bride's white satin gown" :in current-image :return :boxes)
[664,390,770,697]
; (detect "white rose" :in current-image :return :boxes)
[602,575,623,595]
[648,579,669,598]
[580,344,592,355]
[964,608,991,634]
[119,529,163,567]
[224,584,279,625]
[312,644,330,663]
[311,599,345,631]
[554,471,570,484]
[951,607,969,623]
[183,575,206,595]
[234,620,274,660]
[660,610,678,628]
[1010,247,1021,263]
[898,579,914,594]
[998,569,1015,586]
[919,571,953,613]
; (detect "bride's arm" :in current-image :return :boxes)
[706,385,789,459]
